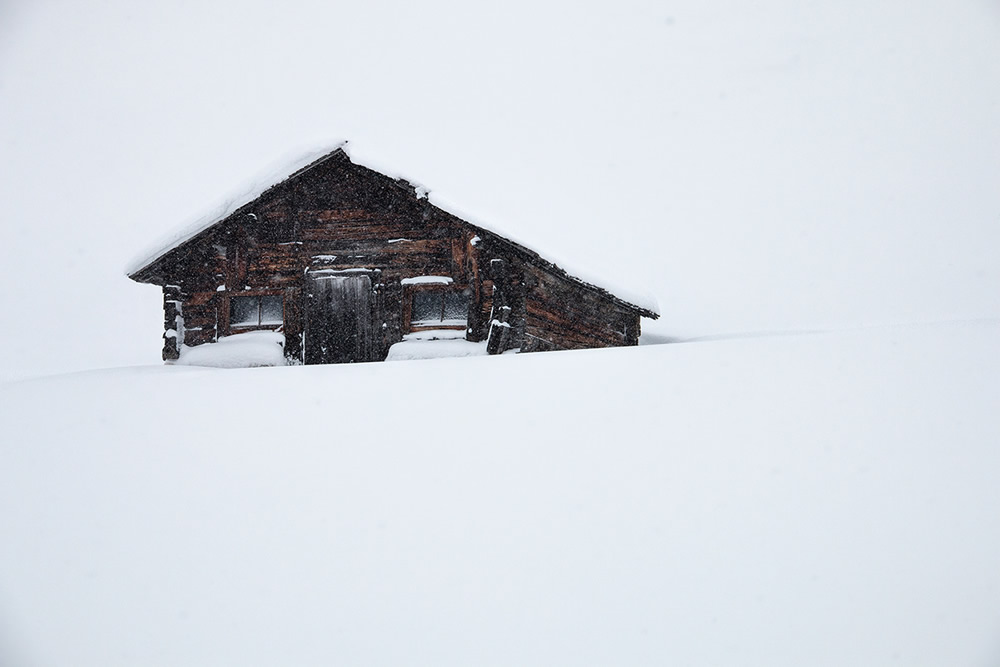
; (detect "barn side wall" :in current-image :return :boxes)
[521,265,641,353]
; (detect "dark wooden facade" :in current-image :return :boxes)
[129,148,658,364]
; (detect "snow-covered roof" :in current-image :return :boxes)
[427,194,660,317]
[127,143,660,318]
[126,141,349,277]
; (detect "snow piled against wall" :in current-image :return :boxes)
[1,322,999,666]
[385,329,488,361]
[174,330,287,368]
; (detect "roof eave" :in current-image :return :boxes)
[455,220,659,320]
[126,146,351,283]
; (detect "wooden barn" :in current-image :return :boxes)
[128,146,659,365]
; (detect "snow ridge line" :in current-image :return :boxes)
[667,317,1000,345]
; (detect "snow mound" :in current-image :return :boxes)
[174,330,287,368]
[385,329,488,361]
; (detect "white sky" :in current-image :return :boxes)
[1,0,999,380]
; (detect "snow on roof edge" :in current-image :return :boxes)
[125,141,349,277]
[423,192,661,317]
[126,142,660,317]
[342,146,659,317]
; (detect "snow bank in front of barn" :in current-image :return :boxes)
[385,329,488,361]
[3,321,999,666]
[174,330,286,368]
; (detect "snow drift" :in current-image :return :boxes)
[385,329,489,361]
[174,330,287,368]
[1,322,999,666]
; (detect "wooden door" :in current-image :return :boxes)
[304,272,376,364]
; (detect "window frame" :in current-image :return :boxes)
[226,291,285,333]
[404,285,471,333]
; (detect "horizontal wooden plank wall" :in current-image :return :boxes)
[521,264,640,352]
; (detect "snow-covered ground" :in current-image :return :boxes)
[2,321,998,666]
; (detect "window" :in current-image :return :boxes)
[230,295,283,328]
[410,289,469,328]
